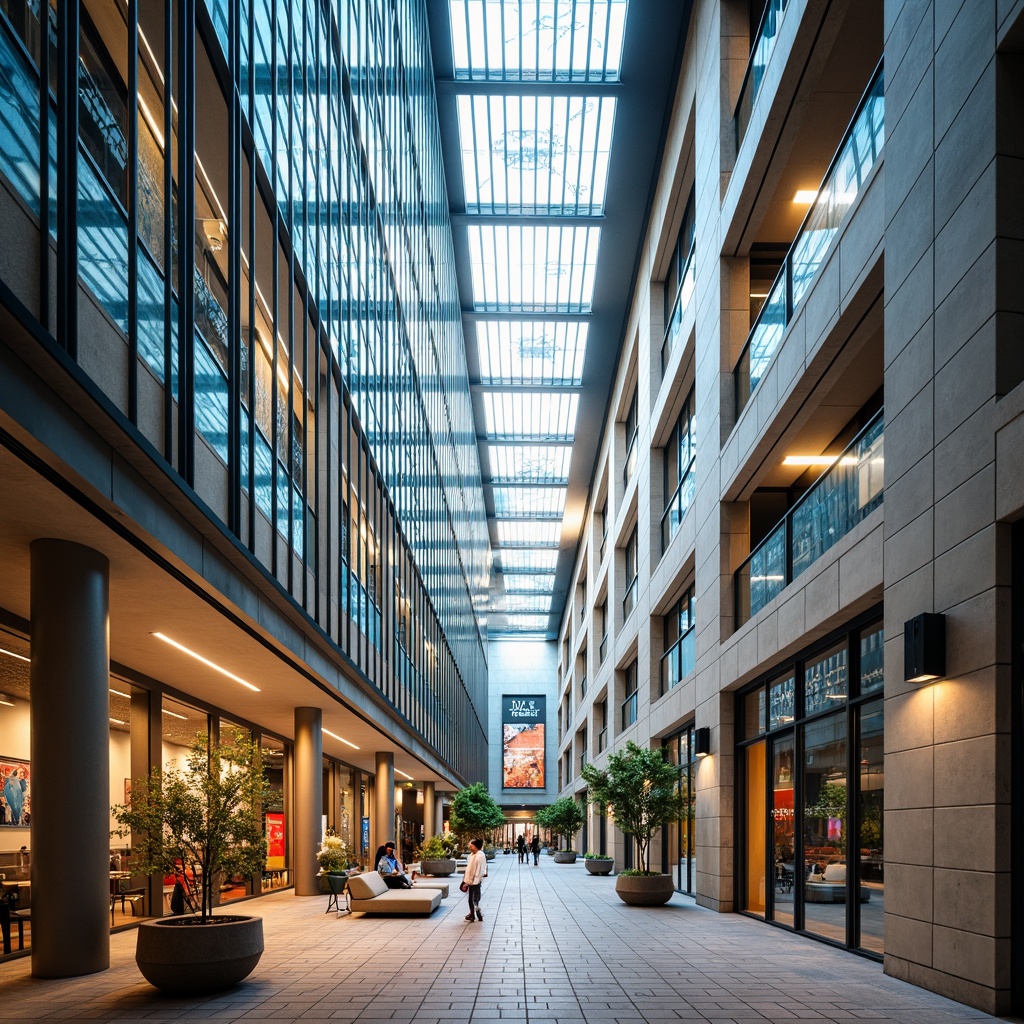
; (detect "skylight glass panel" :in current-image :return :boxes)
[504,574,555,594]
[501,615,551,632]
[499,548,559,572]
[449,0,628,83]
[468,225,600,311]
[488,444,572,482]
[505,595,552,613]
[482,391,579,439]
[458,95,616,215]
[477,322,587,386]
[495,521,562,547]
[493,486,567,518]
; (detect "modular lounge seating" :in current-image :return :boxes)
[345,871,442,915]
[804,862,871,903]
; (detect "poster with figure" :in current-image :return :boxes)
[502,696,545,789]
[0,757,29,827]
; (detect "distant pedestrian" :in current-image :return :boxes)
[530,834,540,866]
[517,835,526,863]
[464,837,486,922]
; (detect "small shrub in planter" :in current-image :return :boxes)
[416,834,458,876]
[584,852,614,875]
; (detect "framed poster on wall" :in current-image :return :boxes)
[0,756,29,827]
[502,696,545,789]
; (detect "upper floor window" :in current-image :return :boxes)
[621,659,638,729]
[623,526,638,621]
[662,386,696,553]
[662,189,696,372]
[623,387,638,487]
[661,584,696,694]
[599,497,609,562]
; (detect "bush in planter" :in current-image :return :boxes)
[584,851,614,875]
[581,742,684,904]
[416,834,458,860]
[535,797,584,854]
[448,782,505,848]
[111,730,272,993]
[317,834,352,874]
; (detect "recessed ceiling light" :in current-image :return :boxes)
[323,728,359,750]
[152,633,260,692]
[749,292,769,299]
[793,189,818,203]
[162,709,188,720]
[109,717,126,725]
[0,694,14,707]
[782,455,858,467]
[109,687,131,699]
[395,768,413,780]
[0,646,29,663]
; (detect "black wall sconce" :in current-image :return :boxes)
[904,612,946,683]
[694,726,711,757]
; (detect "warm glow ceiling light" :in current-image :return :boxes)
[323,728,359,750]
[109,718,126,725]
[0,694,14,707]
[0,646,29,663]
[782,455,858,467]
[151,632,260,692]
[395,768,413,780]
[109,687,131,699]
[793,189,818,203]
[162,709,188,720]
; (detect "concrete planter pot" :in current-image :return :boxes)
[318,871,348,893]
[135,915,264,995]
[420,858,456,877]
[484,850,496,861]
[552,851,578,864]
[584,858,614,875]
[614,874,675,906]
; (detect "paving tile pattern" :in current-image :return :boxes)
[0,854,1012,1023]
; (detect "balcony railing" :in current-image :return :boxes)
[599,633,608,665]
[621,692,638,730]
[661,241,696,373]
[598,726,608,753]
[660,626,695,695]
[661,460,696,553]
[734,63,884,418]
[734,0,789,144]
[622,577,638,622]
[735,411,884,627]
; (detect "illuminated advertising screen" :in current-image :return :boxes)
[502,695,545,789]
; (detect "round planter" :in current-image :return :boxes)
[420,858,456,877]
[318,871,348,893]
[552,851,577,864]
[585,858,614,875]
[484,850,496,861]
[135,915,264,995]
[545,847,556,856]
[614,874,675,906]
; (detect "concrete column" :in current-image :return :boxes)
[373,751,395,854]
[293,707,322,896]
[30,540,110,977]
[435,794,444,836]
[422,781,436,837]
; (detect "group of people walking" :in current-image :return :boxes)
[516,833,540,865]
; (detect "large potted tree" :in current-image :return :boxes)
[581,741,684,906]
[539,798,585,862]
[448,782,505,850]
[112,730,271,994]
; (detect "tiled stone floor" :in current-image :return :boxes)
[0,853,1015,1022]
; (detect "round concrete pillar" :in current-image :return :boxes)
[373,752,395,857]
[422,781,436,838]
[30,539,110,977]
[293,708,322,896]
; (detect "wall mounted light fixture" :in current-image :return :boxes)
[694,726,711,757]
[904,613,946,683]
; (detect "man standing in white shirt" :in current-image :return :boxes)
[463,838,486,922]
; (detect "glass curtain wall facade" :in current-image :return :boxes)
[738,613,885,956]
[663,725,697,894]
[0,0,489,779]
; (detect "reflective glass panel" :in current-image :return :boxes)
[858,699,885,953]
[499,548,559,572]
[771,735,795,927]
[804,642,848,716]
[768,672,796,730]
[860,623,884,695]
[489,445,572,483]
[503,574,555,594]
[482,391,579,439]
[494,520,561,547]
[492,486,566,518]
[505,594,551,613]
[476,321,587,385]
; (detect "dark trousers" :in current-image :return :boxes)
[383,874,411,889]
[532,850,539,865]
[467,883,481,917]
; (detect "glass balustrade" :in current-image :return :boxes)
[599,633,608,665]
[734,0,789,145]
[734,63,884,418]
[661,627,695,694]
[621,692,638,729]
[661,242,696,373]
[598,726,608,752]
[661,461,696,552]
[622,577,637,621]
[735,412,883,627]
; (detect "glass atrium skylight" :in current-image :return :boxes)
[499,549,559,572]
[477,322,587,386]
[504,573,556,594]
[502,614,552,631]
[458,95,615,215]
[482,391,579,439]
[493,486,567,518]
[449,0,627,82]
[505,595,552,613]
[467,225,600,311]
[495,521,562,547]
[488,444,572,482]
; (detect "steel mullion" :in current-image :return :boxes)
[228,0,243,536]
[246,3,257,555]
[38,0,50,330]
[128,0,140,423]
[269,0,279,580]
[163,0,174,462]
[574,96,590,215]
[56,0,80,361]
[286,1,296,596]
[545,95,557,211]
[598,0,611,80]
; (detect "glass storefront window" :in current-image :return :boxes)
[802,713,847,942]
[745,740,766,916]
[663,728,697,894]
[860,624,884,694]
[768,672,795,729]
[744,687,766,739]
[858,699,884,952]
[771,735,795,927]
[263,736,289,893]
[804,642,847,716]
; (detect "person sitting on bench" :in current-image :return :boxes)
[376,841,413,888]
